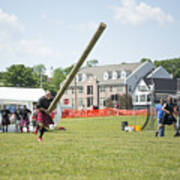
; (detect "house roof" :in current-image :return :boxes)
[79,62,141,82]
[147,66,171,79]
[144,78,177,93]
[66,62,141,87]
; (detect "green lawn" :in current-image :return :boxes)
[0,116,180,180]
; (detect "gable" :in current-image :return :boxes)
[147,66,171,79]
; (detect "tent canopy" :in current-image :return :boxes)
[0,87,45,103]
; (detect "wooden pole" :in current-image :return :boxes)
[47,22,106,113]
[74,75,78,110]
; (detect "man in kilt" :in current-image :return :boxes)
[156,96,180,137]
[1,105,11,132]
[34,91,54,142]
[14,105,22,132]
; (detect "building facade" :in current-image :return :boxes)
[61,61,164,109]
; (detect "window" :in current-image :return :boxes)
[71,87,74,94]
[78,98,83,107]
[109,86,113,92]
[78,86,83,93]
[87,85,93,95]
[99,86,105,92]
[117,85,123,92]
[64,90,68,95]
[135,95,138,102]
[140,95,146,102]
[147,94,151,102]
[138,85,147,92]
[100,98,106,107]
[78,74,82,82]
[112,71,118,79]
[111,94,118,101]
[87,97,93,107]
[103,72,109,80]
[121,71,126,78]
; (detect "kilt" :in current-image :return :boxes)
[20,117,30,127]
[37,111,54,127]
[160,114,177,125]
[2,117,10,126]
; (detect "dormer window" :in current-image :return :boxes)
[112,71,121,79]
[103,71,112,80]
[82,73,87,81]
[112,71,118,79]
[77,74,82,82]
[121,71,126,79]
[103,72,109,80]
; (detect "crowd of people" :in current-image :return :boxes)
[0,91,62,142]
[0,104,32,133]
[1,92,180,141]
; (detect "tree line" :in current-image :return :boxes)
[141,57,180,78]
[0,59,98,95]
[0,57,179,95]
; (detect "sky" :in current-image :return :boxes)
[0,0,180,73]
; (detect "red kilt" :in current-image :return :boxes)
[2,117,10,126]
[37,111,54,127]
[20,117,30,127]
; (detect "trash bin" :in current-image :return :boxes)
[122,121,128,131]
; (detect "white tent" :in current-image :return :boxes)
[0,87,62,132]
[0,87,45,111]
[0,87,46,132]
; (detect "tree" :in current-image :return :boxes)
[154,58,180,78]
[140,58,152,63]
[33,64,47,88]
[0,72,5,86]
[105,94,132,109]
[33,64,46,76]
[63,64,74,76]
[86,59,98,67]
[3,64,39,87]
[46,68,65,94]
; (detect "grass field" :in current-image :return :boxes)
[0,116,180,180]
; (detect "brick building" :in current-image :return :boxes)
[61,61,162,109]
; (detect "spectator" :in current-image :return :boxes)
[1,105,11,132]
[155,98,165,137]
[20,105,31,133]
[14,105,22,132]
[161,96,180,137]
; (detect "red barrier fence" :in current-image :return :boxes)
[62,108,147,118]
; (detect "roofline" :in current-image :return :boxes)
[81,62,141,69]
[126,61,154,81]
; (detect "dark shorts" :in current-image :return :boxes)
[37,112,54,127]
[160,114,177,125]
[2,117,10,126]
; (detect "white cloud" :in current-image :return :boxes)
[113,0,174,25]
[0,8,24,31]
[41,14,47,20]
[0,8,24,42]
[0,9,61,64]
